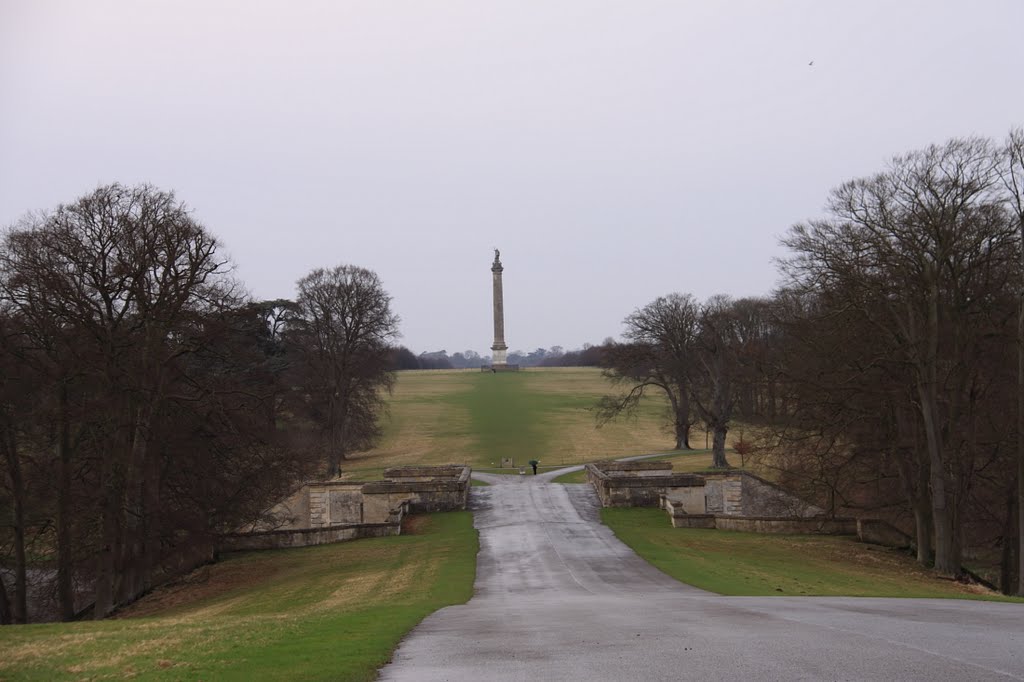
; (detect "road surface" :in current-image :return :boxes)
[379,469,1024,681]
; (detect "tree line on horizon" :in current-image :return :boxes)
[389,343,611,370]
[600,131,1024,595]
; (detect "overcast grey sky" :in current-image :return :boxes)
[2,1,1022,355]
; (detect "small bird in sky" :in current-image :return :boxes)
[808,60,815,66]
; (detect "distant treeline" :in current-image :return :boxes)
[389,342,613,370]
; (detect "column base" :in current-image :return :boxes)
[481,364,520,372]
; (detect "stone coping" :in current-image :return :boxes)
[664,508,859,534]
[602,475,705,487]
[218,523,400,553]
[587,462,704,488]
[698,469,787,489]
[297,480,365,488]
[297,465,471,487]
[361,479,466,494]
[221,521,398,538]
[668,511,856,523]
[591,460,673,472]
[383,465,470,480]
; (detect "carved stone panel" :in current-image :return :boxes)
[329,490,363,525]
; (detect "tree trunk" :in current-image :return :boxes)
[893,404,932,566]
[0,571,11,625]
[94,446,121,619]
[917,283,958,578]
[913,500,933,566]
[1,424,28,623]
[918,382,956,576]
[1002,482,1019,595]
[327,392,342,478]
[56,379,75,621]
[894,445,933,566]
[673,413,691,450]
[1018,288,1024,595]
[914,452,933,565]
[119,403,155,606]
[668,380,692,450]
[711,422,730,468]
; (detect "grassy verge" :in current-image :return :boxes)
[551,468,587,483]
[602,508,1022,601]
[0,513,479,681]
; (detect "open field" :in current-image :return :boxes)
[342,367,679,476]
[0,514,478,681]
[602,508,1022,601]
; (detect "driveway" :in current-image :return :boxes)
[378,470,1024,681]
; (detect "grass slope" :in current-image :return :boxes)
[602,508,1022,601]
[0,513,478,681]
[343,367,676,475]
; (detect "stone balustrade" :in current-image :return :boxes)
[221,465,471,552]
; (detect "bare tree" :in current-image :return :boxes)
[1,184,237,617]
[0,312,29,623]
[0,185,361,623]
[781,137,1018,577]
[690,296,741,469]
[996,127,1024,596]
[599,294,699,450]
[293,266,399,478]
[764,288,938,556]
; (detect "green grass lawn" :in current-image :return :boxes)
[343,368,680,471]
[602,508,1022,601]
[0,513,479,681]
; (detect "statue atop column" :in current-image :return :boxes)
[486,249,518,371]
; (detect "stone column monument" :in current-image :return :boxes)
[487,249,519,371]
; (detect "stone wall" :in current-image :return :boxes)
[216,466,471,556]
[586,462,705,507]
[702,471,824,518]
[857,518,913,548]
[662,497,855,534]
[382,466,468,482]
[219,504,407,553]
[255,465,471,530]
[596,461,675,478]
[310,482,365,527]
[219,523,397,552]
[361,465,471,521]
[703,477,742,515]
[669,514,717,529]
[713,515,856,535]
[588,462,822,518]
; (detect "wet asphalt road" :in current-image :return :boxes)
[378,469,1024,681]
